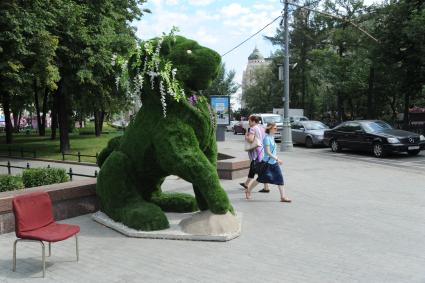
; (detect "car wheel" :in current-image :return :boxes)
[305,137,314,148]
[330,139,341,152]
[408,150,420,156]
[373,142,386,158]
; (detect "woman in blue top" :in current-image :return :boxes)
[245,123,291,203]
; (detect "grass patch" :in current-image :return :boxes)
[0,123,123,163]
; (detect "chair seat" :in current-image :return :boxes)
[18,223,80,242]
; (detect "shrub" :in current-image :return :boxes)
[0,175,25,192]
[22,168,69,188]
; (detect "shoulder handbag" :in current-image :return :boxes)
[244,137,262,151]
[253,142,275,175]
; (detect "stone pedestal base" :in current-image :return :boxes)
[92,210,241,242]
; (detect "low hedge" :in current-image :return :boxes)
[0,175,25,192]
[22,168,69,188]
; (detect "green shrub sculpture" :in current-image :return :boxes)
[96,32,233,231]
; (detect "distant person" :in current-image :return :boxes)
[239,115,270,193]
[245,122,291,203]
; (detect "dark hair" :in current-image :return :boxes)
[248,115,259,123]
[265,122,276,134]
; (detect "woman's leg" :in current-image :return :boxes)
[241,160,255,189]
[246,180,259,199]
[278,185,291,202]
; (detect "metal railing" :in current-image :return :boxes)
[0,147,37,158]
[0,161,98,181]
[61,152,98,163]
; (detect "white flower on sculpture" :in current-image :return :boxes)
[186,50,192,54]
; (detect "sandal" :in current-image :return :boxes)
[239,183,248,189]
[280,197,292,203]
[258,188,270,193]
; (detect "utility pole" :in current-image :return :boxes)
[280,0,293,152]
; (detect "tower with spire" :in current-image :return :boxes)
[241,47,271,108]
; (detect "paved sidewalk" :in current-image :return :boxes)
[1,138,425,282]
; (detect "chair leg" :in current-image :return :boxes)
[40,241,45,278]
[75,234,79,262]
[48,242,51,257]
[12,239,20,272]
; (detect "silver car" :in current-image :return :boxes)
[291,121,329,148]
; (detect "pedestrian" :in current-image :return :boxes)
[245,122,291,202]
[239,115,270,193]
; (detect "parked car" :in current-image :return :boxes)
[252,113,283,141]
[291,121,329,147]
[323,120,425,158]
[290,116,309,123]
[226,121,238,132]
[233,122,246,135]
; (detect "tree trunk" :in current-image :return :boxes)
[99,110,105,132]
[94,110,101,137]
[57,82,70,152]
[39,87,49,136]
[33,78,43,136]
[366,66,375,119]
[403,91,410,130]
[2,91,13,144]
[12,110,20,133]
[51,91,58,140]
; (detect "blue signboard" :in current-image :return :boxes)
[210,96,230,125]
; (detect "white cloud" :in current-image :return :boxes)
[195,10,220,21]
[195,28,218,45]
[188,0,215,6]
[166,0,179,5]
[220,3,250,18]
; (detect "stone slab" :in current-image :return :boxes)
[92,211,242,242]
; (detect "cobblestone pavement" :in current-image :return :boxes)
[1,134,425,282]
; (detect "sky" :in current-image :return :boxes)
[134,0,384,108]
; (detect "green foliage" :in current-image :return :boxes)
[244,62,283,113]
[151,192,199,213]
[97,135,122,167]
[22,168,69,188]
[97,36,233,231]
[203,63,239,98]
[0,175,24,192]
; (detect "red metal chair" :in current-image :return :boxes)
[12,191,80,277]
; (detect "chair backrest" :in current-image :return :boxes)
[13,192,54,237]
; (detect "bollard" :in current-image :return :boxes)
[62,152,65,161]
[94,170,98,178]
[69,168,73,181]
[26,163,30,169]
[7,161,11,175]
[47,165,50,168]
[78,151,81,163]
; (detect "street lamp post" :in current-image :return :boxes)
[280,0,293,152]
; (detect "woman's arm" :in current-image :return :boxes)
[245,129,255,142]
[264,145,282,164]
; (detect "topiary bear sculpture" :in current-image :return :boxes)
[96,33,233,231]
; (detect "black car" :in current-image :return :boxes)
[323,120,425,158]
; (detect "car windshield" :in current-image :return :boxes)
[303,122,328,130]
[263,116,283,123]
[363,121,393,132]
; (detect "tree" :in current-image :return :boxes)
[244,62,283,113]
[203,63,239,98]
